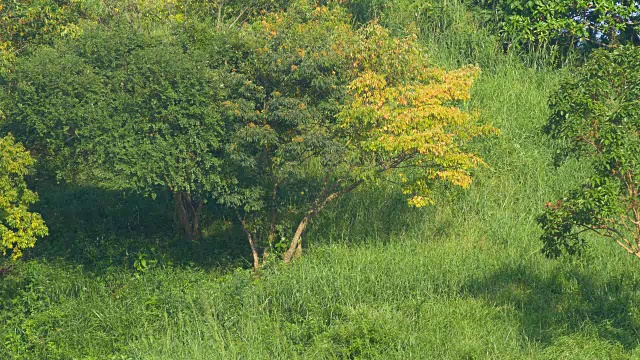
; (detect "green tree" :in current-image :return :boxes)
[108,39,232,241]
[539,46,640,259]
[473,0,640,58]
[223,1,496,269]
[0,134,48,259]
[1,25,233,240]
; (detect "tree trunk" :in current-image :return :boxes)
[295,240,302,259]
[173,191,203,241]
[282,180,364,264]
[216,0,224,30]
[236,210,261,270]
[246,231,261,270]
[264,183,279,263]
[284,215,310,263]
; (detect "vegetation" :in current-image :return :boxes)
[2,25,234,240]
[472,0,640,59]
[1,0,640,358]
[539,45,640,260]
[221,4,494,268]
[2,1,495,269]
[0,134,47,259]
[0,0,84,74]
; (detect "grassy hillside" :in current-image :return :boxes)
[3,1,640,359]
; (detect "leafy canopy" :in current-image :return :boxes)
[539,46,640,259]
[473,0,640,58]
[1,24,239,239]
[0,134,48,259]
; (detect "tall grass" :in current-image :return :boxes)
[3,1,640,359]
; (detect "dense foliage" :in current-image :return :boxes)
[1,25,239,240]
[539,46,640,259]
[473,0,640,59]
[0,0,85,74]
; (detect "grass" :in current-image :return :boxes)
[3,1,640,359]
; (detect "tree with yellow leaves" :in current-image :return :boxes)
[221,1,497,269]
[0,134,47,259]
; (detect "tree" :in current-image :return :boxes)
[0,134,48,259]
[539,46,640,259]
[222,1,496,269]
[1,25,233,240]
[472,0,640,59]
[105,38,232,241]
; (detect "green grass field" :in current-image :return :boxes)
[3,1,640,359]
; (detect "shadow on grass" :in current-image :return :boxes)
[27,184,251,272]
[309,185,440,247]
[463,263,640,350]
[24,183,444,272]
